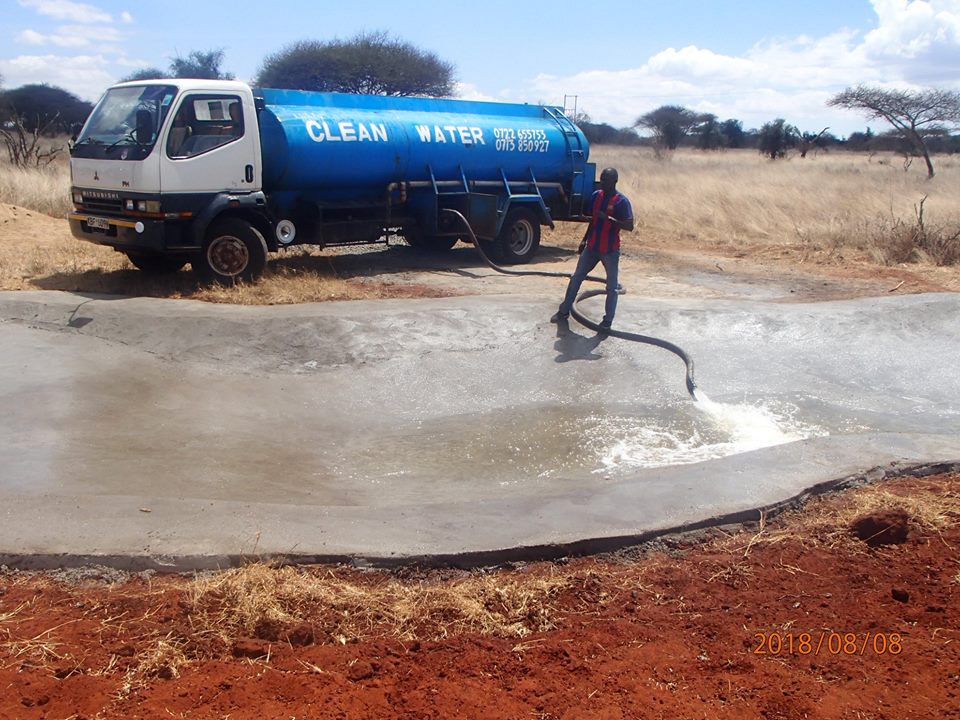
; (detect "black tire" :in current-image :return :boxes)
[194,218,268,284]
[404,227,458,252]
[125,252,188,275]
[496,207,540,264]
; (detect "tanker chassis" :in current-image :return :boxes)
[68,80,595,283]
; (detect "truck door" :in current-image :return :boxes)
[159,93,261,197]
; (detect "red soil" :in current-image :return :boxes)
[2,473,959,719]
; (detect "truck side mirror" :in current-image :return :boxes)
[135,109,154,144]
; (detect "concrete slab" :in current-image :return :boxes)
[1,290,958,569]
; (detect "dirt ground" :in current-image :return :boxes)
[1,202,957,304]
[2,471,959,719]
[2,207,959,717]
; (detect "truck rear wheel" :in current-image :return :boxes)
[125,252,188,275]
[195,218,268,284]
[496,207,540,264]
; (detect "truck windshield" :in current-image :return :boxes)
[72,84,177,160]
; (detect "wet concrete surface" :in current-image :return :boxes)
[1,289,959,568]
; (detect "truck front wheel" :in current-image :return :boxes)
[496,208,540,264]
[195,218,268,284]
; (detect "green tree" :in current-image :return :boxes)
[256,31,455,97]
[828,85,960,178]
[719,119,745,149]
[757,118,798,159]
[634,105,702,150]
[168,49,234,80]
[0,83,92,133]
[120,49,234,83]
[695,113,724,150]
[121,67,166,82]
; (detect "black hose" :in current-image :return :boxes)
[439,208,698,398]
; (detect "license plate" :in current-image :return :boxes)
[86,216,110,230]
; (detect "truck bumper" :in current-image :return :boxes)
[67,214,196,254]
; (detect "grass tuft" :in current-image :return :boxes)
[184,563,571,650]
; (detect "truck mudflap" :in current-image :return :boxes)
[67,213,168,253]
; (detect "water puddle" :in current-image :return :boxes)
[331,397,827,503]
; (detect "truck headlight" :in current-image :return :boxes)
[145,200,161,213]
[125,199,135,210]
[73,192,83,204]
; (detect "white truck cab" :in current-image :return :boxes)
[69,80,267,280]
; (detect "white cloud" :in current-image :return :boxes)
[18,0,112,24]
[0,54,114,100]
[520,0,960,135]
[120,10,133,23]
[454,82,500,103]
[17,27,100,48]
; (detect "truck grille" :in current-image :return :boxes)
[82,196,124,214]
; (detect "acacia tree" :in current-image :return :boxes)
[828,85,960,178]
[757,118,798,159]
[121,49,234,83]
[169,50,234,80]
[256,32,455,97]
[121,68,165,82]
[0,84,92,133]
[634,105,703,150]
[796,127,831,158]
[719,119,745,149]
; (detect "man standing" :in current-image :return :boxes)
[552,167,634,330]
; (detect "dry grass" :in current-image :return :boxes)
[0,137,72,217]
[1,145,958,305]
[185,563,571,649]
[717,478,960,557]
[590,146,960,265]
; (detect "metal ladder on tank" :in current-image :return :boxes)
[544,106,588,217]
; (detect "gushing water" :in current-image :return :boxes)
[597,390,825,472]
[692,388,811,451]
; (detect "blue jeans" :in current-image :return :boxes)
[559,247,620,324]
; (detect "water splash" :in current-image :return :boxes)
[597,391,826,472]
[692,388,812,452]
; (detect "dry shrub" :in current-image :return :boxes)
[185,563,571,650]
[866,196,960,266]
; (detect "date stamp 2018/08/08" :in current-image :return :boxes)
[753,632,903,656]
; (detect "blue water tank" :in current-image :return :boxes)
[256,89,589,199]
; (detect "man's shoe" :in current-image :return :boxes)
[550,311,569,323]
[599,319,612,331]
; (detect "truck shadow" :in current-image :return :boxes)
[32,268,203,298]
[273,242,576,279]
[31,243,578,300]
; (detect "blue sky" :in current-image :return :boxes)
[3,0,959,136]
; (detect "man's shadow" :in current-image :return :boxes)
[553,317,607,363]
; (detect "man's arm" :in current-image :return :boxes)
[606,197,634,232]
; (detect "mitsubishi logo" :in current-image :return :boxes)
[94,171,99,181]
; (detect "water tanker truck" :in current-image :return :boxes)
[68,80,595,283]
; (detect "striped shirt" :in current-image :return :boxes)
[584,190,633,253]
